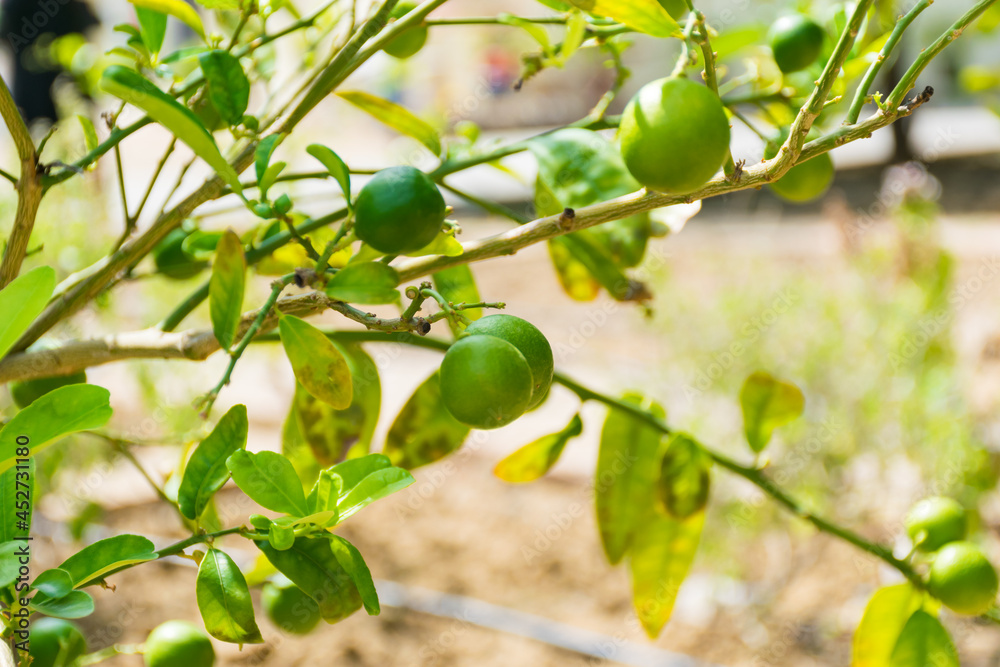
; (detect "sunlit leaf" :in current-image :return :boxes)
[307,144,351,207]
[630,511,704,638]
[197,548,263,644]
[740,371,805,453]
[55,535,156,588]
[495,414,583,483]
[337,91,442,156]
[0,265,55,359]
[199,50,251,126]
[852,584,922,667]
[129,0,206,39]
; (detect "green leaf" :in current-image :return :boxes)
[337,91,442,156]
[338,467,414,522]
[0,265,55,359]
[739,371,806,453]
[178,404,249,520]
[888,610,959,667]
[128,0,206,39]
[326,262,400,305]
[279,315,353,409]
[384,372,470,469]
[548,238,600,301]
[494,414,583,483]
[326,454,393,495]
[226,450,310,516]
[28,590,95,619]
[0,542,22,587]
[330,536,379,615]
[566,0,680,37]
[596,393,665,564]
[255,133,285,185]
[853,584,922,667]
[135,7,167,53]
[557,233,648,302]
[197,548,264,644]
[209,230,246,350]
[259,161,286,199]
[432,266,481,335]
[0,385,113,476]
[199,50,250,126]
[307,144,351,207]
[256,536,362,623]
[56,534,156,588]
[31,569,74,598]
[0,458,33,543]
[101,66,242,195]
[306,469,342,521]
[629,511,704,638]
[77,115,99,152]
[657,434,711,520]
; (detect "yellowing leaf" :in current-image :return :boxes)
[279,316,352,409]
[129,0,206,39]
[567,0,681,38]
[630,511,704,638]
[853,584,922,667]
[739,371,805,453]
[495,414,583,483]
[337,91,442,156]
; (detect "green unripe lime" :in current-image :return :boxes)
[440,335,533,429]
[927,542,999,615]
[10,371,87,409]
[657,0,688,20]
[906,497,967,552]
[764,142,834,203]
[29,618,87,667]
[769,15,825,74]
[153,229,207,280]
[262,575,322,635]
[354,166,446,255]
[144,620,215,667]
[619,77,731,194]
[384,2,428,59]
[462,315,553,409]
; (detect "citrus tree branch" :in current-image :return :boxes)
[885,0,1000,110]
[845,0,931,124]
[10,0,401,353]
[0,74,42,288]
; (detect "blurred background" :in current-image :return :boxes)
[3,0,1000,665]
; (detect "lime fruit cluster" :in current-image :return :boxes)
[384,2,428,59]
[769,15,824,74]
[618,77,731,194]
[440,315,553,429]
[354,166,446,255]
[10,371,87,409]
[928,541,999,616]
[905,496,967,552]
[261,574,322,635]
[144,620,215,667]
[153,229,208,279]
[764,141,834,203]
[28,618,87,667]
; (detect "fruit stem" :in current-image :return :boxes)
[845,0,932,125]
